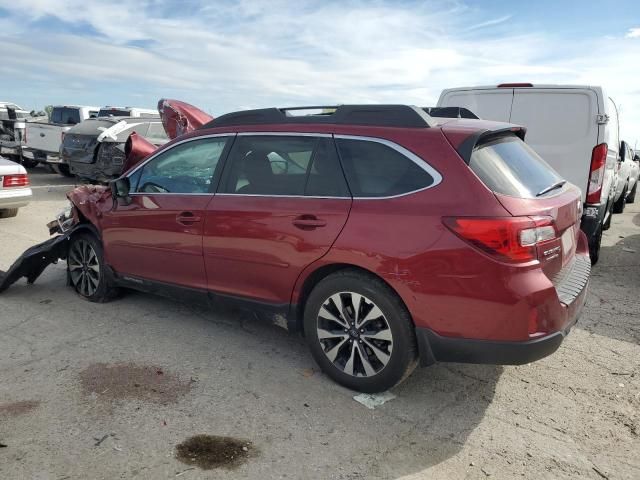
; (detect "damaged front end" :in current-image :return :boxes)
[0,185,110,293]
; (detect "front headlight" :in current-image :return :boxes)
[56,202,75,233]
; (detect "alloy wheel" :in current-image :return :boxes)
[316,291,393,377]
[68,239,100,297]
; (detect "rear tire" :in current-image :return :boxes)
[68,232,119,303]
[613,185,627,213]
[303,270,418,393]
[53,164,74,177]
[21,158,39,169]
[588,225,602,265]
[626,182,637,204]
[0,208,18,218]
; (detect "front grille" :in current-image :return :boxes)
[550,255,590,305]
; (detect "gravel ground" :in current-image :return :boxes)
[0,167,638,480]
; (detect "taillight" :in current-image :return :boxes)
[586,143,607,204]
[2,174,30,188]
[443,216,556,263]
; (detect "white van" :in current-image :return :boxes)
[437,84,620,264]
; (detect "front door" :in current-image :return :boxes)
[101,135,232,290]
[203,134,352,304]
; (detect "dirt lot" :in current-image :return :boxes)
[1,167,639,479]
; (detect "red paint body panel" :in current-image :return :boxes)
[100,194,212,289]
[203,196,351,303]
[65,105,589,356]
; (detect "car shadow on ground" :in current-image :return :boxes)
[579,232,640,346]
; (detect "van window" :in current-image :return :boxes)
[469,135,564,198]
[336,139,434,197]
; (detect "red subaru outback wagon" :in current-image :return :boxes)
[61,105,590,392]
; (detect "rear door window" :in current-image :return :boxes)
[51,107,81,125]
[335,138,434,197]
[220,135,349,197]
[469,135,564,198]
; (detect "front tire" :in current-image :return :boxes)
[0,208,18,218]
[626,182,637,204]
[68,233,119,302]
[53,164,74,177]
[303,270,417,393]
[613,185,627,213]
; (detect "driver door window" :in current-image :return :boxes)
[135,137,229,194]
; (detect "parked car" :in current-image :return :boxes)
[0,155,31,218]
[615,141,638,208]
[632,152,640,203]
[34,104,589,393]
[97,106,159,118]
[438,84,620,264]
[62,116,168,183]
[0,102,46,167]
[22,105,99,175]
[0,101,30,120]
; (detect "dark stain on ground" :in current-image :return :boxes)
[0,400,40,417]
[175,435,255,470]
[79,363,191,404]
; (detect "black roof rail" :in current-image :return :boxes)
[423,106,479,119]
[201,104,435,129]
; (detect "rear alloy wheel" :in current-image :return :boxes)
[68,233,118,302]
[304,270,417,392]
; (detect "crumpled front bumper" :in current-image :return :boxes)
[0,231,72,293]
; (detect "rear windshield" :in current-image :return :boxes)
[98,109,130,117]
[51,107,81,125]
[469,135,564,198]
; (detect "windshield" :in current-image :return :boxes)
[469,135,565,199]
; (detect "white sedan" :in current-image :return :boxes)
[0,155,32,218]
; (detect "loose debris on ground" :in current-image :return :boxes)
[175,434,255,470]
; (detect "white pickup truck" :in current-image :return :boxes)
[22,105,99,175]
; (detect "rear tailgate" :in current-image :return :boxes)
[461,130,585,281]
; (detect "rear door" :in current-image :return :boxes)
[437,88,513,121]
[510,88,599,203]
[101,135,231,290]
[203,134,351,304]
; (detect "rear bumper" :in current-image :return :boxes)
[416,252,589,367]
[0,187,32,209]
[21,148,63,163]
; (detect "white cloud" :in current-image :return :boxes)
[0,1,638,145]
[625,27,640,38]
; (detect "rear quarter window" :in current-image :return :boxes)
[469,135,564,198]
[335,138,435,198]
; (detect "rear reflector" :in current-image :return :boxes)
[2,173,30,188]
[497,83,533,88]
[443,216,556,263]
[586,143,607,204]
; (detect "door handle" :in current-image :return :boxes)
[292,215,327,229]
[176,212,201,225]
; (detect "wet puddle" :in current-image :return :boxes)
[175,435,255,470]
[0,400,40,416]
[79,363,191,404]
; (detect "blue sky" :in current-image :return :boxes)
[0,0,639,145]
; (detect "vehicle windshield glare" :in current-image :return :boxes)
[469,135,565,199]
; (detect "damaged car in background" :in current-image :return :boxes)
[62,116,169,183]
[0,100,591,393]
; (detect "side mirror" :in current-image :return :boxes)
[111,177,131,206]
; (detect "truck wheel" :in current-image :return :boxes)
[303,269,418,393]
[20,158,39,169]
[613,185,627,213]
[0,208,19,218]
[68,232,119,303]
[626,182,637,204]
[54,164,74,177]
[588,226,602,265]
